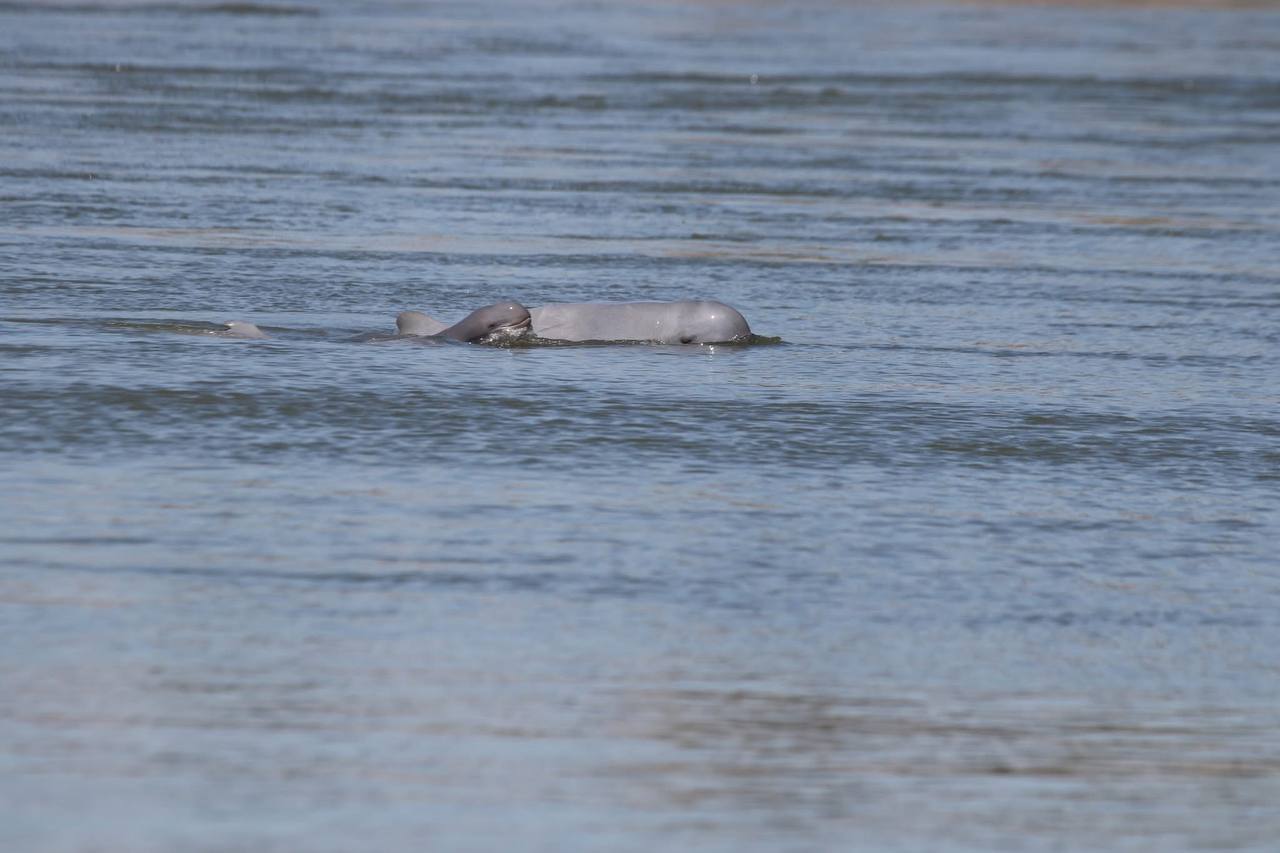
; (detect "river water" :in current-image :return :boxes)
[2,0,1279,850]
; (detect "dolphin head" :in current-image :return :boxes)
[678,301,751,343]
[442,300,533,343]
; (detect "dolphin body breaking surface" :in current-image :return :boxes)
[430,300,531,342]
[390,301,531,342]
[396,310,447,337]
[220,321,268,339]
[222,301,532,344]
[399,301,751,344]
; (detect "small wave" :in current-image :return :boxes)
[0,535,152,546]
[4,316,282,339]
[0,2,318,15]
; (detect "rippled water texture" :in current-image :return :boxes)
[2,0,1279,850]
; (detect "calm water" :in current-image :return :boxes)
[3,0,1279,849]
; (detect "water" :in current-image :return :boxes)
[3,0,1279,849]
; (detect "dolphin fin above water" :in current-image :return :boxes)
[396,310,447,336]
[221,321,268,339]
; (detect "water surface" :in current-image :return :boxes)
[2,0,1279,850]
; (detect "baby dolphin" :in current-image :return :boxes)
[422,300,532,343]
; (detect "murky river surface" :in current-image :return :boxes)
[3,0,1279,849]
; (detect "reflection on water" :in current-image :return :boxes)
[608,687,1280,848]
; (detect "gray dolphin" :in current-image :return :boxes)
[220,321,268,339]
[396,310,446,336]
[396,300,531,343]
[398,300,750,344]
[442,300,532,342]
[221,301,530,345]
[531,301,750,343]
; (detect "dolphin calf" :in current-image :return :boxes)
[397,301,751,344]
[433,300,532,342]
[384,300,531,343]
[222,301,531,345]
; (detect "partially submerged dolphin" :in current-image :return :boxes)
[220,321,268,339]
[532,301,750,343]
[222,301,532,345]
[428,300,532,342]
[399,300,750,344]
[396,310,446,337]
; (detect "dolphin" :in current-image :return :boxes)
[384,300,531,343]
[223,301,531,345]
[397,301,751,344]
[530,301,750,344]
[220,321,268,339]
[396,310,446,337]
[433,300,532,342]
